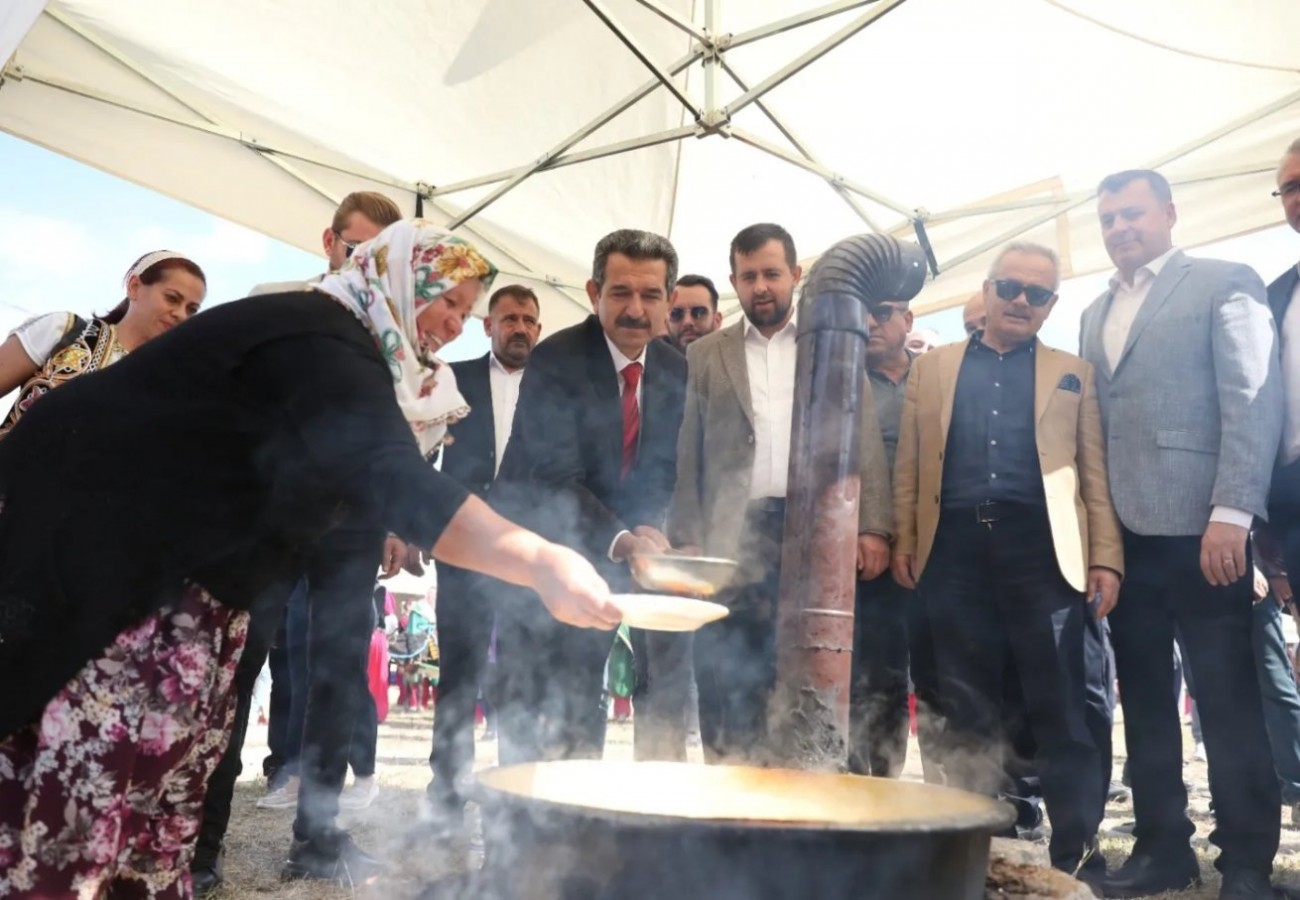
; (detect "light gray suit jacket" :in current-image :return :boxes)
[666,319,893,564]
[1078,251,1282,536]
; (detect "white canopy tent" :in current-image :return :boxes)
[2,0,1297,329]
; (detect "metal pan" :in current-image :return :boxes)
[628,553,738,597]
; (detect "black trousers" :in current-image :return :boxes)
[427,565,496,812]
[1110,529,1279,874]
[631,628,694,761]
[921,505,1102,876]
[849,573,913,777]
[495,581,614,765]
[263,621,291,778]
[694,502,783,765]
[192,601,281,868]
[291,527,386,842]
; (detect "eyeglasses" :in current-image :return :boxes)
[669,306,712,322]
[334,231,362,259]
[1272,182,1300,200]
[867,304,903,324]
[992,279,1055,307]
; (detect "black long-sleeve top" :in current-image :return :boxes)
[0,291,469,735]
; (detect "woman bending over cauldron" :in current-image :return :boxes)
[0,221,619,899]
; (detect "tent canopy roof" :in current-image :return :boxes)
[3,0,1297,329]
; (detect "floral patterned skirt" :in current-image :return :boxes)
[0,584,248,899]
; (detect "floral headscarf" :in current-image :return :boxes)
[314,219,498,456]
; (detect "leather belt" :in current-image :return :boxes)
[970,500,1035,525]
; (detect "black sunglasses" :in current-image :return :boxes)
[334,231,362,259]
[669,305,712,322]
[1272,182,1300,200]
[867,304,903,324]
[992,279,1055,307]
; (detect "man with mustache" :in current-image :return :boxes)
[668,222,893,763]
[490,230,687,763]
[421,285,541,834]
[668,274,723,352]
[893,241,1122,893]
[1079,169,1281,900]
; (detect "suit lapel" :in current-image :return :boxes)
[936,342,963,443]
[1033,340,1053,424]
[1084,294,1114,379]
[1113,252,1192,377]
[583,317,624,471]
[468,355,494,440]
[719,322,754,425]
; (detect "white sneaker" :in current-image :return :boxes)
[256,775,300,809]
[338,776,379,811]
[1193,742,1207,762]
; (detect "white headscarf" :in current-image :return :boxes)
[314,219,497,456]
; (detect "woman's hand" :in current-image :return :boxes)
[531,544,621,630]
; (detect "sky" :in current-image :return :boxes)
[0,130,1296,365]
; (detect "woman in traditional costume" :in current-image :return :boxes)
[0,250,206,437]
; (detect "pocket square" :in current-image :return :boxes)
[1057,373,1081,394]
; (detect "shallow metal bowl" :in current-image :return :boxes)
[628,553,738,597]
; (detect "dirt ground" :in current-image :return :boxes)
[214,701,1300,900]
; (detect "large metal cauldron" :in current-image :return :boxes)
[440,760,1014,900]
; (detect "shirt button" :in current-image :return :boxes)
[992,410,999,416]
[991,440,998,446]
[747,434,755,444]
[991,473,998,479]
[994,382,1000,388]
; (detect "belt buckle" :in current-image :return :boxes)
[975,501,997,525]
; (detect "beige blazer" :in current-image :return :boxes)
[893,338,1122,591]
[667,320,894,563]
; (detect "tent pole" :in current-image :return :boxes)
[726,0,909,118]
[727,0,880,50]
[731,127,912,219]
[634,0,709,43]
[581,0,701,119]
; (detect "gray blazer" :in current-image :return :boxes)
[666,319,893,564]
[1078,251,1282,536]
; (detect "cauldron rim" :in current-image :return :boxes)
[470,760,1016,836]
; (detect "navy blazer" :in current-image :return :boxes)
[492,315,688,576]
[441,354,496,499]
[1268,264,1300,512]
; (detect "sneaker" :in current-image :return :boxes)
[338,776,379,811]
[257,776,300,809]
[1108,782,1132,804]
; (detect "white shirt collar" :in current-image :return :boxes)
[743,307,798,342]
[488,351,522,377]
[1109,246,1180,290]
[603,331,646,375]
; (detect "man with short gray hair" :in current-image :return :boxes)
[1080,169,1282,900]
[893,240,1121,891]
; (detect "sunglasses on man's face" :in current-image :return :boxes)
[992,279,1055,307]
[334,231,362,259]
[867,304,903,324]
[669,305,712,323]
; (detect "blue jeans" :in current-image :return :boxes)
[1253,597,1300,805]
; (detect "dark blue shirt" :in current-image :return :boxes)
[941,334,1044,508]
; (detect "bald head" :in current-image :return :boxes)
[962,292,986,336]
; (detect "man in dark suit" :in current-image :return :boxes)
[423,285,541,831]
[1078,169,1282,900]
[491,229,688,763]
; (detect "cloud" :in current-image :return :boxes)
[153,218,273,268]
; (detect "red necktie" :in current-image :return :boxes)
[620,362,642,478]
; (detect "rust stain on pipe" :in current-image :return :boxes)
[769,234,927,771]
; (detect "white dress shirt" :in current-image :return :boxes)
[1281,267,1300,466]
[1102,246,1179,372]
[1104,246,1252,530]
[604,334,647,560]
[745,312,799,499]
[487,352,525,476]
